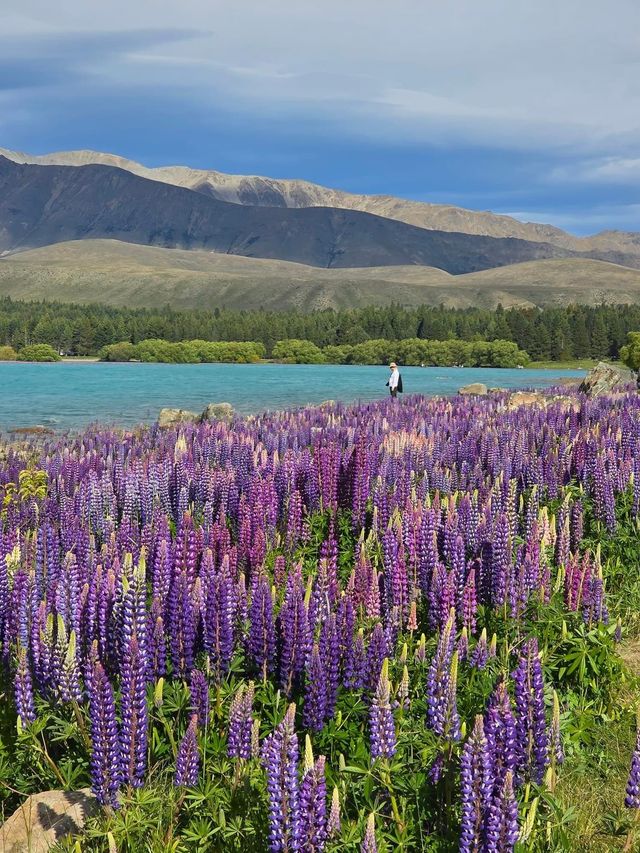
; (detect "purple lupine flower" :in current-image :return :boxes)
[168,569,196,677]
[361,813,377,853]
[327,786,341,839]
[228,681,255,760]
[369,659,396,760]
[189,669,210,729]
[279,569,310,695]
[569,500,583,551]
[512,638,549,784]
[469,628,488,670]
[248,575,276,677]
[88,659,121,808]
[428,753,445,784]
[485,770,519,853]
[262,703,301,852]
[303,645,327,732]
[175,713,200,787]
[319,614,340,717]
[484,678,517,793]
[459,715,493,853]
[300,738,327,853]
[14,646,36,725]
[461,567,477,634]
[203,567,235,679]
[426,610,460,738]
[337,594,356,686]
[626,726,640,808]
[119,633,148,788]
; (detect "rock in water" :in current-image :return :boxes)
[458,383,488,396]
[579,362,634,397]
[199,403,234,423]
[0,789,98,852]
[157,408,199,428]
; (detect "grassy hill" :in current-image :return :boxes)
[2,240,640,312]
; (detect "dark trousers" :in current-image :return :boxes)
[390,388,398,398]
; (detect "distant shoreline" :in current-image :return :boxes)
[0,357,594,369]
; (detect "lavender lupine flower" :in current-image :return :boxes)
[303,645,327,732]
[88,660,121,808]
[484,770,519,853]
[369,659,396,760]
[14,646,36,725]
[262,703,302,852]
[300,737,327,853]
[459,715,493,853]
[175,713,200,787]
[119,633,149,788]
[327,786,341,839]
[512,638,549,785]
[361,813,377,853]
[228,681,255,759]
[189,669,210,729]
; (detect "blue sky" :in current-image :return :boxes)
[2,0,639,235]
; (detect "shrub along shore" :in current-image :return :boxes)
[98,337,530,367]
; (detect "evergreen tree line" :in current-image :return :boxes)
[0,296,636,360]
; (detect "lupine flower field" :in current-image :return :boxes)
[2,391,640,851]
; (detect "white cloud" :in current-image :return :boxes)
[550,158,640,185]
[501,205,640,234]
[1,0,639,154]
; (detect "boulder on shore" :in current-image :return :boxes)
[0,788,98,852]
[506,391,547,409]
[199,402,234,423]
[579,361,634,397]
[458,383,488,396]
[157,407,199,428]
[158,403,235,428]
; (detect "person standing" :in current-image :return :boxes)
[387,362,402,398]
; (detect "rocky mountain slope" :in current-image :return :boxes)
[3,146,639,257]
[2,239,640,312]
[0,156,589,272]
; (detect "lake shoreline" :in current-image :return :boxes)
[0,362,586,430]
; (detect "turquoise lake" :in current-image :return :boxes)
[0,362,584,430]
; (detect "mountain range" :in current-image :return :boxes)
[1,146,640,311]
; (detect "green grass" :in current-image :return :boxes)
[528,358,602,370]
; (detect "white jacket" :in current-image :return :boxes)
[389,368,400,390]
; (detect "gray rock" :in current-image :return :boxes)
[199,402,234,423]
[458,383,488,396]
[579,361,634,397]
[0,788,99,852]
[506,391,547,409]
[157,407,199,428]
